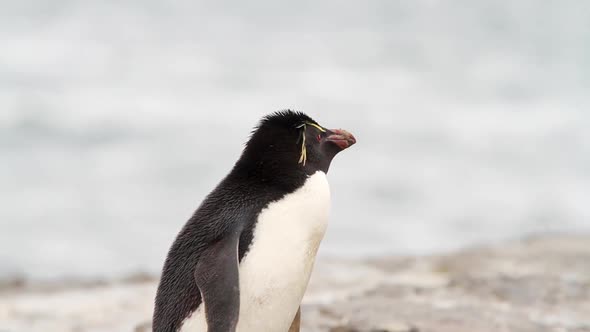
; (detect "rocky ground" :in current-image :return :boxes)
[1,234,589,332]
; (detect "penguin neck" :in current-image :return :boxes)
[231,154,309,192]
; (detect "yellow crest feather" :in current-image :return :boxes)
[297,122,325,166]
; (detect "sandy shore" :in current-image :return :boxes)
[1,234,589,332]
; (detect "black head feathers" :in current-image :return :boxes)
[256,110,318,131]
[236,110,355,182]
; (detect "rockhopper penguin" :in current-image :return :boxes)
[153,110,356,332]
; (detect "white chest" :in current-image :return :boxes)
[181,171,331,332]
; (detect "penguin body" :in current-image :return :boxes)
[153,111,355,332]
[181,171,330,331]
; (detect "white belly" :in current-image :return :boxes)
[181,171,331,332]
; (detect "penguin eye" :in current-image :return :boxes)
[317,134,322,142]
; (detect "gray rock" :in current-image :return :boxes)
[1,234,589,332]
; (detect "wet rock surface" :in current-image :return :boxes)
[1,234,589,332]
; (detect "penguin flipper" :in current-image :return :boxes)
[194,232,240,332]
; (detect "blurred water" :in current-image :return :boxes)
[1,0,590,281]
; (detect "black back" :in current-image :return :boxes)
[153,110,343,331]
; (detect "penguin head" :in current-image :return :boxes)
[239,110,356,177]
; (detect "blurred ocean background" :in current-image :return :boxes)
[1,1,589,281]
